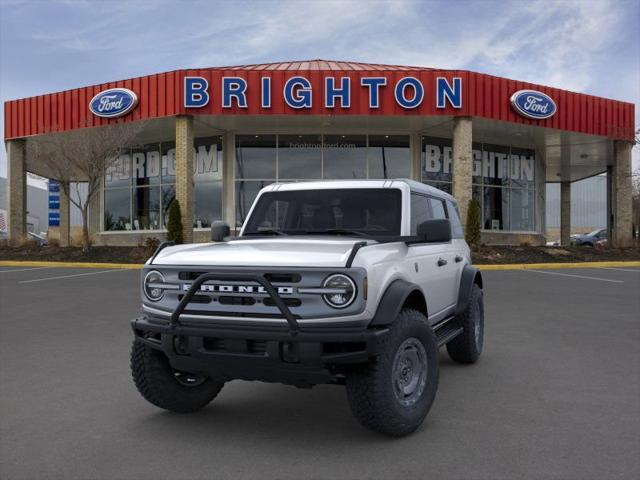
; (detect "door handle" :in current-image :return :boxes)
[437,258,448,267]
[455,255,463,263]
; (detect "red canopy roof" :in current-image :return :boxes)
[4,59,635,141]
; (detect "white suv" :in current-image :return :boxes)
[130,179,484,436]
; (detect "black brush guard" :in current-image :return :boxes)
[170,272,300,335]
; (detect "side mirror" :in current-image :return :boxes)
[416,219,451,243]
[211,221,230,242]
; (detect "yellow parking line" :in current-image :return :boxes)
[477,261,640,271]
[0,260,144,269]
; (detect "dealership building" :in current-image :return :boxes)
[3,60,636,246]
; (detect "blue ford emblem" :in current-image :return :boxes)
[89,88,138,118]
[510,89,556,120]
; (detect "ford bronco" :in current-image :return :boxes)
[130,179,484,436]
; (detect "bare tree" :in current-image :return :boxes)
[27,122,143,251]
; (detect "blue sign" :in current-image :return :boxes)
[89,88,138,118]
[48,212,60,227]
[48,181,60,193]
[510,90,556,120]
[49,198,60,210]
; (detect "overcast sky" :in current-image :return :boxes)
[1,0,638,181]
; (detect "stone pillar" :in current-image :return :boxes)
[452,117,473,224]
[611,141,633,247]
[175,115,194,243]
[6,139,27,246]
[410,133,422,181]
[222,132,236,230]
[560,181,571,246]
[59,182,70,247]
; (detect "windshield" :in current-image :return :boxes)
[242,188,402,237]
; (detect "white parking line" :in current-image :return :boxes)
[525,269,624,283]
[18,269,127,284]
[0,267,53,273]
[597,267,640,273]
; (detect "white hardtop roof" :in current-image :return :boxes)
[262,179,457,203]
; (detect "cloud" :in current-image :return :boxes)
[0,0,638,177]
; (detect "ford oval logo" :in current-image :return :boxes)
[89,88,138,118]
[510,89,556,120]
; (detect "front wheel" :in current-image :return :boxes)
[130,340,224,413]
[345,309,439,436]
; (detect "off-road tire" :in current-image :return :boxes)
[345,309,439,436]
[447,284,484,364]
[131,340,224,413]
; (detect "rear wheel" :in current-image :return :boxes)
[131,340,224,413]
[345,309,439,436]
[447,284,484,364]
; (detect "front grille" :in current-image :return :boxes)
[178,271,301,282]
[219,296,256,306]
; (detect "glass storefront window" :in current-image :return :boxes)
[424,181,452,195]
[105,153,131,188]
[509,147,535,189]
[278,134,322,179]
[133,186,160,230]
[323,134,367,179]
[104,136,223,232]
[194,136,223,183]
[161,185,175,227]
[368,135,410,179]
[422,136,453,184]
[422,136,537,232]
[510,188,535,231]
[235,135,276,179]
[194,181,222,228]
[131,143,162,187]
[161,141,176,184]
[483,186,509,231]
[104,188,131,231]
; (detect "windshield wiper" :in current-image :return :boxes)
[244,229,287,236]
[306,229,369,237]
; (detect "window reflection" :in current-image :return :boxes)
[323,135,367,179]
[368,135,410,179]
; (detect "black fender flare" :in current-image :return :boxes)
[455,265,483,316]
[369,279,425,327]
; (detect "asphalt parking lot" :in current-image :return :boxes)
[1,265,639,480]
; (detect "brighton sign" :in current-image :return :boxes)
[183,76,464,110]
[89,88,138,118]
[510,89,557,120]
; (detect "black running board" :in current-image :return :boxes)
[433,316,463,347]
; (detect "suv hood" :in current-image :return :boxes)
[151,237,368,268]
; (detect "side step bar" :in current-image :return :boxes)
[433,316,463,347]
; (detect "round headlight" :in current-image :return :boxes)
[144,270,165,302]
[322,274,356,309]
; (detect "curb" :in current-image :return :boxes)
[1,260,639,270]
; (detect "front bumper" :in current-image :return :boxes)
[131,315,388,386]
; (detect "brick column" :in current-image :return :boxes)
[59,181,70,247]
[452,117,473,224]
[222,132,236,230]
[560,181,571,246]
[6,139,27,245]
[175,115,194,243]
[611,141,633,247]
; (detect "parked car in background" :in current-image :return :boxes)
[571,229,607,247]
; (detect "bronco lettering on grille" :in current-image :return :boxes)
[182,284,294,295]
